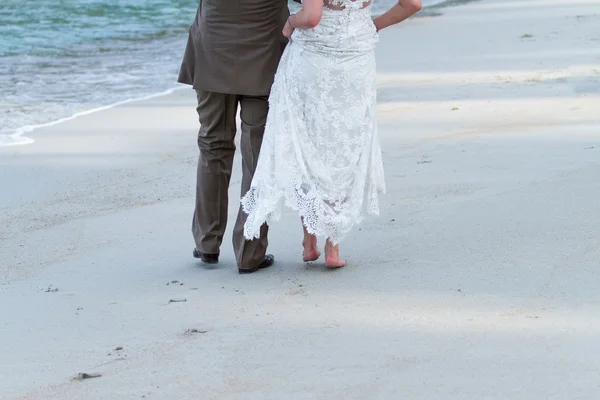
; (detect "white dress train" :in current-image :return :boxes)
[241,0,386,244]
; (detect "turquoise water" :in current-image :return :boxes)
[0,0,199,145]
[0,0,456,146]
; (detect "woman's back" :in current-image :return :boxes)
[293,0,377,54]
[323,0,372,11]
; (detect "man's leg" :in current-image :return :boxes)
[192,90,238,258]
[233,95,270,269]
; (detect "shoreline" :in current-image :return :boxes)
[0,86,186,147]
[415,0,481,17]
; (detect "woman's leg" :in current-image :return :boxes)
[324,239,346,268]
[302,218,321,262]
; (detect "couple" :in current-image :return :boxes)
[178,0,422,273]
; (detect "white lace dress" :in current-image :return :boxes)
[241,0,386,244]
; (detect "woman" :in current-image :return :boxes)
[241,0,422,268]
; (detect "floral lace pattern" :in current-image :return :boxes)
[241,3,385,244]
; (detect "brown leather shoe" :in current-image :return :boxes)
[238,254,275,274]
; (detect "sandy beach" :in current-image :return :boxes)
[1,0,600,398]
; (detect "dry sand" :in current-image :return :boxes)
[1,0,600,398]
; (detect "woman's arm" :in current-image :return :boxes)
[372,0,422,32]
[289,0,324,29]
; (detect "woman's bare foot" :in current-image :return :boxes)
[302,219,321,262]
[324,240,346,268]
[303,237,321,262]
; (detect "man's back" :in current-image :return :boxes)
[178,0,288,96]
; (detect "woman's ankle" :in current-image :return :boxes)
[303,232,316,245]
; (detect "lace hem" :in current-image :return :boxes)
[241,175,385,245]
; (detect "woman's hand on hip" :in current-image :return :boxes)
[283,18,295,38]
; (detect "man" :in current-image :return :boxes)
[178,0,289,274]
